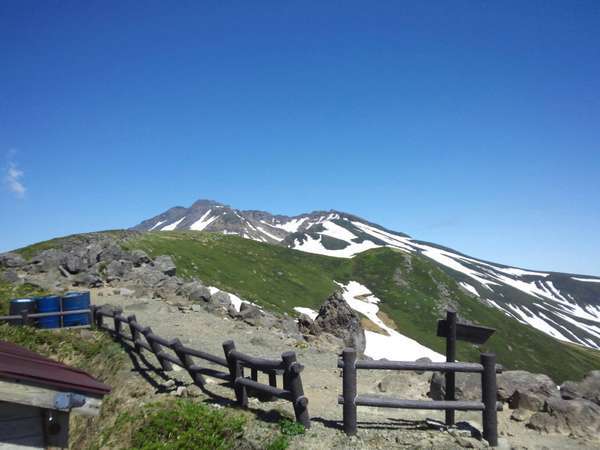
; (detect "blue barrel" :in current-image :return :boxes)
[8,298,37,325]
[36,295,61,329]
[62,291,91,327]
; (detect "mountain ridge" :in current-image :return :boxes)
[131,198,600,351]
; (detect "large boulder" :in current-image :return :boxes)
[429,369,557,411]
[560,370,600,406]
[130,249,151,266]
[73,272,103,288]
[527,397,600,438]
[498,370,558,411]
[99,244,128,263]
[429,372,481,401]
[29,249,68,273]
[1,269,22,284]
[175,280,214,303]
[304,290,366,354]
[153,255,176,276]
[105,259,134,281]
[85,243,103,267]
[210,291,232,309]
[127,265,167,287]
[65,254,85,274]
[0,252,25,268]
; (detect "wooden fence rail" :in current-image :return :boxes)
[0,308,93,328]
[92,305,310,427]
[338,348,501,447]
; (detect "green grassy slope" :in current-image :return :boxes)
[122,231,600,383]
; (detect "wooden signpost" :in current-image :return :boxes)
[437,309,496,426]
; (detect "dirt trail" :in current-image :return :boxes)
[94,288,597,449]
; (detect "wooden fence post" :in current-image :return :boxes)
[342,348,357,435]
[445,309,457,426]
[127,315,141,353]
[113,309,123,340]
[20,310,30,327]
[282,351,310,428]
[481,353,498,447]
[172,338,205,387]
[94,308,104,329]
[90,305,97,328]
[142,327,173,372]
[268,372,277,388]
[223,340,247,406]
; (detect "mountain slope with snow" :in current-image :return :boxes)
[133,199,600,351]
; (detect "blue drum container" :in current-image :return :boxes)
[35,295,61,329]
[62,291,91,327]
[8,298,37,325]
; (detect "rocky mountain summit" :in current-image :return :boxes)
[132,198,600,352]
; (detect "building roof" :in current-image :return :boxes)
[0,341,111,396]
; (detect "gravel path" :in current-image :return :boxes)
[94,288,597,450]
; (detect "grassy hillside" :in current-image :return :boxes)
[123,231,600,383]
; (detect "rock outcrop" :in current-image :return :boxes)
[429,370,558,412]
[527,396,600,438]
[299,290,366,354]
[560,370,600,405]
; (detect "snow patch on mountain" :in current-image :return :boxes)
[460,282,480,297]
[293,307,319,320]
[572,277,600,283]
[161,217,186,231]
[190,210,218,231]
[336,281,445,362]
[294,235,379,258]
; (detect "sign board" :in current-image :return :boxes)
[437,320,495,345]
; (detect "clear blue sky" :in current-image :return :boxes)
[1,1,599,275]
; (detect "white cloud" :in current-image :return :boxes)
[4,162,26,198]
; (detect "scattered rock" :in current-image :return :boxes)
[191,304,203,312]
[430,370,557,410]
[65,254,85,274]
[415,357,432,375]
[73,272,103,288]
[0,252,25,268]
[210,291,232,309]
[238,303,262,320]
[560,370,600,405]
[527,397,600,438]
[429,372,481,401]
[276,317,299,335]
[154,255,176,276]
[106,259,134,281]
[130,249,151,266]
[99,244,127,263]
[510,408,530,422]
[1,269,22,284]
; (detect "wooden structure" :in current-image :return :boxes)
[436,310,496,426]
[0,341,110,449]
[0,308,93,330]
[338,348,502,447]
[93,305,310,427]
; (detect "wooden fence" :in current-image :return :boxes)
[0,308,92,329]
[338,348,502,447]
[92,305,311,427]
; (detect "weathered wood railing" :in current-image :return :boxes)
[338,348,502,447]
[0,308,93,328]
[93,305,310,427]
